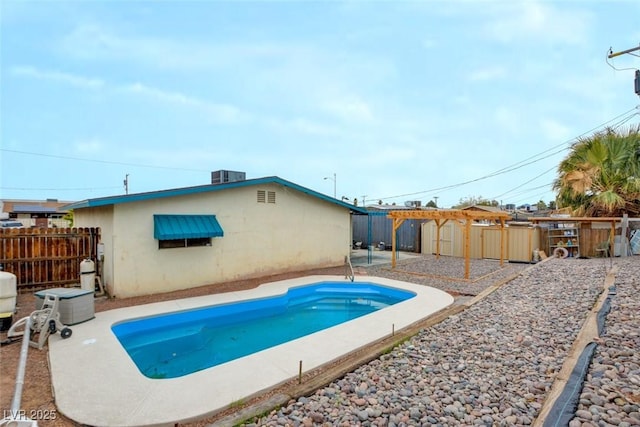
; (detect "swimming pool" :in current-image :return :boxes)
[112,283,415,379]
[48,275,454,426]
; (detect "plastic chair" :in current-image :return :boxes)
[595,241,610,258]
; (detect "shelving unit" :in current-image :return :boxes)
[547,222,580,258]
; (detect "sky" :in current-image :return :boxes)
[1,0,639,209]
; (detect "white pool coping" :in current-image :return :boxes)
[48,275,454,427]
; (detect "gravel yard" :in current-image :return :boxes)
[1,254,638,427]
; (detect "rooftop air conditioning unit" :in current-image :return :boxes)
[211,170,246,185]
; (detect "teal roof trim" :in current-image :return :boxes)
[63,176,369,214]
[153,214,223,240]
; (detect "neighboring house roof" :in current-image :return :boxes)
[2,199,73,215]
[63,176,369,214]
[462,205,505,213]
[367,205,415,211]
[13,205,59,214]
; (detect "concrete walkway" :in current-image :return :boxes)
[350,249,420,267]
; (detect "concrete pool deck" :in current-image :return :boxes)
[48,275,453,427]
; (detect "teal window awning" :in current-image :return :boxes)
[153,214,224,240]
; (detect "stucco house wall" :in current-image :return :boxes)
[71,178,360,298]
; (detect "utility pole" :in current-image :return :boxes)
[608,44,640,59]
[361,195,367,207]
[608,44,640,96]
[433,196,439,207]
[124,174,129,195]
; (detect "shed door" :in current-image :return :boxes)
[482,227,503,259]
[429,222,454,256]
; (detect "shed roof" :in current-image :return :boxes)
[63,176,369,214]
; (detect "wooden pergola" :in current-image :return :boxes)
[387,209,512,279]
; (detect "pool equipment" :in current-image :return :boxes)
[80,258,96,292]
[7,294,73,350]
[0,271,17,331]
[34,287,95,325]
[1,316,39,427]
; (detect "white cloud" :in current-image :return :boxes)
[422,38,437,49]
[361,146,416,166]
[322,96,374,122]
[264,117,339,137]
[539,118,572,142]
[10,65,104,89]
[59,24,295,71]
[551,61,630,105]
[493,106,521,135]
[9,64,242,124]
[483,1,592,45]
[289,118,338,136]
[468,66,507,82]
[121,83,243,123]
[74,138,104,154]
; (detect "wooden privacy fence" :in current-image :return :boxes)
[0,227,100,293]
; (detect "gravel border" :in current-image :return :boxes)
[231,257,639,427]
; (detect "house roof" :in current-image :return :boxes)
[2,200,73,214]
[462,205,506,213]
[63,176,369,214]
[14,204,59,214]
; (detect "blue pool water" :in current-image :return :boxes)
[111,282,415,379]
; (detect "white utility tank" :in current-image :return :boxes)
[0,271,17,331]
[80,258,96,292]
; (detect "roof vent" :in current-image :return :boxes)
[211,170,246,185]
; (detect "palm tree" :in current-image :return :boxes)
[553,125,640,217]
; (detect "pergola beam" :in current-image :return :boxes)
[388,209,511,278]
[388,210,510,221]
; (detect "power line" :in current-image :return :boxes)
[3,108,639,201]
[490,109,640,203]
[484,111,639,203]
[1,186,121,191]
[370,105,640,202]
[491,166,557,200]
[0,148,211,173]
[501,182,555,201]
